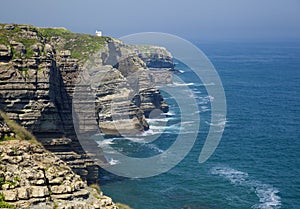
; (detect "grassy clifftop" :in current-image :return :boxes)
[0,23,109,63]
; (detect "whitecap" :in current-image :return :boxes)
[205,120,227,127]
[162,111,176,116]
[170,82,195,87]
[108,158,120,165]
[192,90,202,94]
[140,129,161,136]
[252,183,281,209]
[211,166,281,209]
[125,137,147,143]
[200,108,211,113]
[96,138,115,147]
[147,118,170,123]
[211,166,249,184]
[145,144,164,153]
[194,82,216,87]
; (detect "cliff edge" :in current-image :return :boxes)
[0,23,174,185]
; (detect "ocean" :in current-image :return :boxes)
[97,42,300,209]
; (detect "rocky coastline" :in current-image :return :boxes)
[0,23,175,208]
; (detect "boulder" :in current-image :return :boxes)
[30,186,49,198]
[2,189,18,201]
[4,24,15,30]
[0,44,12,60]
[10,41,26,57]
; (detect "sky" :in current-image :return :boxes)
[0,0,299,42]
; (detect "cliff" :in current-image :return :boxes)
[0,111,116,209]
[0,23,174,184]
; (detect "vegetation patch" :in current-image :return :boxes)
[38,27,108,62]
[1,23,109,63]
[89,183,101,194]
[116,203,134,209]
[0,193,15,209]
[0,110,39,144]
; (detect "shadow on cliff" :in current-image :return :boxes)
[31,59,103,184]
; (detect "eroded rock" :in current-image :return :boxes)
[0,140,117,209]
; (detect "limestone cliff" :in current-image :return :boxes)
[0,23,174,184]
[0,112,116,209]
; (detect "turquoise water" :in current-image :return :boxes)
[98,42,300,209]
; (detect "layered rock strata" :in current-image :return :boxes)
[0,23,174,183]
[0,139,116,209]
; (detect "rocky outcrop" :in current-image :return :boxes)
[0,44,12,61]
[0,140,116,209]
[136,45,175,69]
[73,38,172,136]
[0,23,174,184]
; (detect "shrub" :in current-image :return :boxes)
[0,193,15,208]
[0,110,39,145]
[89,183,101,194]
[116,203,134,209]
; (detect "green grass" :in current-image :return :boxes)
[13,176,20,182]
[116,203,134,209]
[89,183,101,194]
[0,24,21,46]
[64,34,107,61]
[38,27,107,62]
[38,27,73,39]
[0,24,38,59]
[0,35,9,45]
[0,110,39,144]
[0,193,15,208]
[1,23,109,63]
[0,178,16,189]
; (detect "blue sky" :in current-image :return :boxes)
[1,0,299,42]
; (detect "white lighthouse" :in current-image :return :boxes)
[96,30,102,37]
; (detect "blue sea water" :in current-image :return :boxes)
[98,42,300,209]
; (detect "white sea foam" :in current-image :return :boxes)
[140,129,160,136]
[211,166,249,184]
[192,90,202,94]
[211,166,281,209]
[145,144,164,153]
[97,138,115,147]
[193,82,216,87]
[147,118,170,123]
[125,137,147,143]
[162,111,176,116]
[108,158,120,165]
[205,120,227,127]
[195,95,214,105]
[201,105,209,110]
[252,183,281,209]
[170,82,195,87]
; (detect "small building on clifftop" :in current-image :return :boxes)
[96,30,102,36]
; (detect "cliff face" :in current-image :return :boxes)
[0,24,174,183]
[0,113,116,209]
[0,24,99,184]
[76,38,171,136]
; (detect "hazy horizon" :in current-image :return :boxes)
[1,0,299,42]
